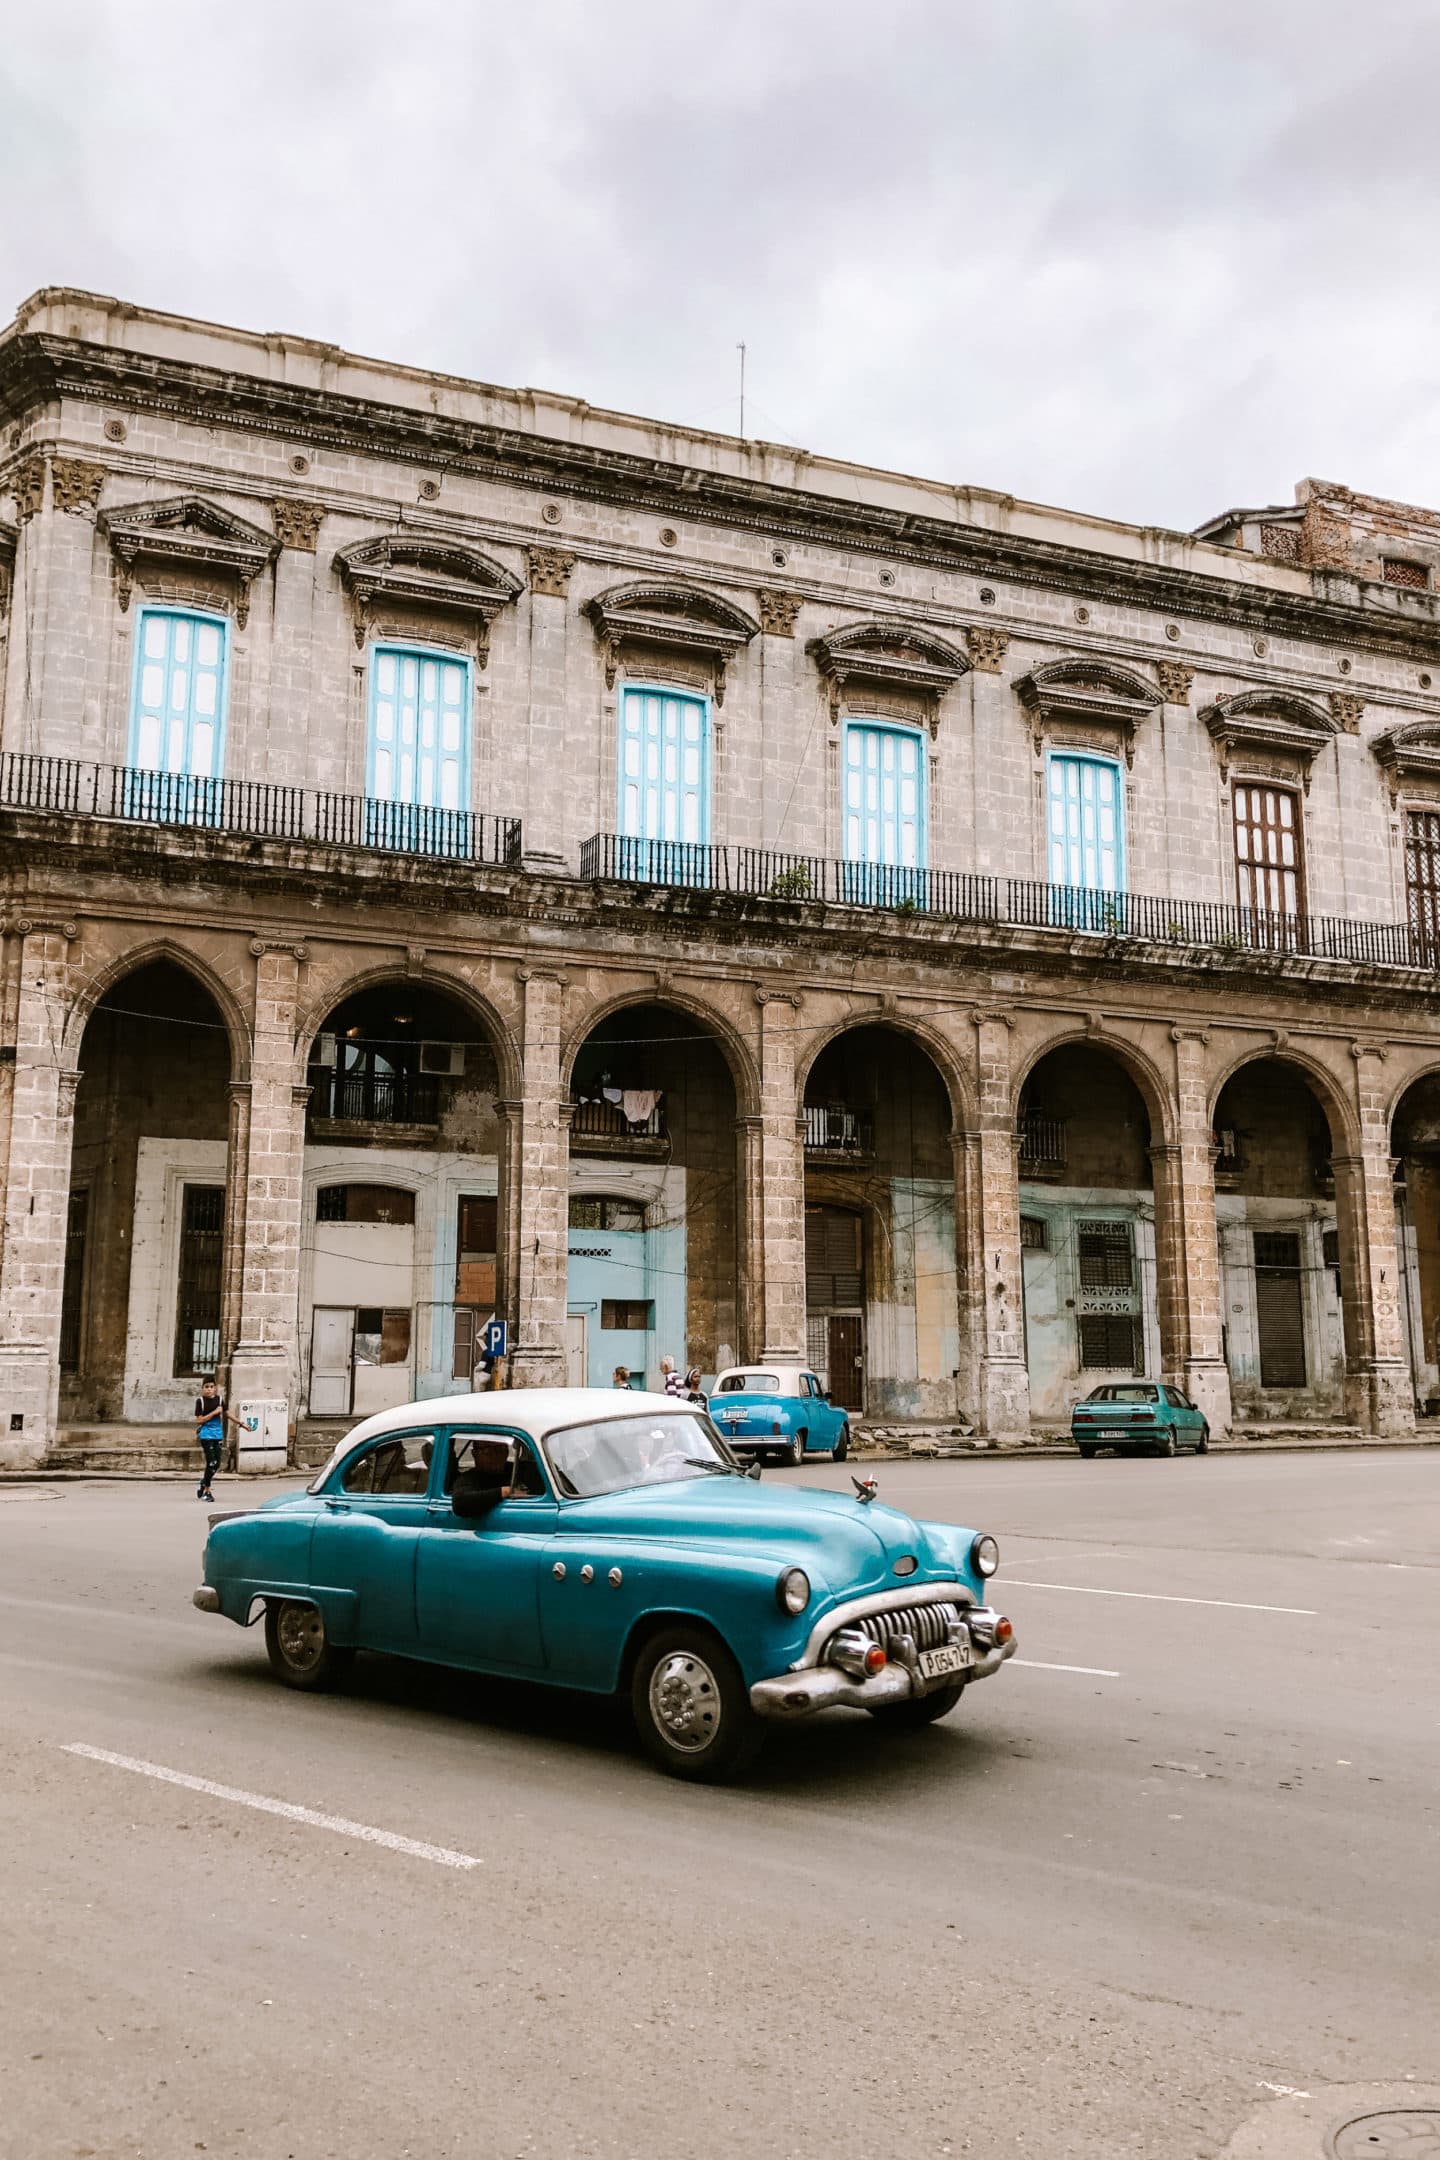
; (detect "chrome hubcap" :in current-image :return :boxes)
[649,1651,722,1753]
[277,1604,325,1672]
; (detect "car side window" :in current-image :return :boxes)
[342,1433,434,1495]
[443,1430,547,1499]
[1162,1387,1186,1409]
[805,1373,824,1398]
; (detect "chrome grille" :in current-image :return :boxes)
[830,1600,962,1659]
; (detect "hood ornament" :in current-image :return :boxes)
[851,1474,879,1505]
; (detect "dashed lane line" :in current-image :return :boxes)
[1005,1580,1316,1616]
[60,1743,482,1870]
[1013,1659,1122,1677]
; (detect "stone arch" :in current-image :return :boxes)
[62,936,250,1080]
[561,987,761,1119]
[295,962,522,1100]
[1384,1056,1440,1135]
[1012,1025,1176,1148]
[794,1010,974,1134]
[1206,1043,1358,1155]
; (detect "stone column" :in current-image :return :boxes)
[227,948,307,1455]
[218,1081,252,1365]
[741,993,806,1362]
[505,969,569,1389]
[966,1013,1029,1438]
[1337,1045,1412,1434]
[950,1127,983,1423]
[521,550,576,871]
[1151,1027,1232,1435]
[0,925,81,1465]
[264,503,325,787]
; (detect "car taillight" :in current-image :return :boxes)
[772,1420,781,1435]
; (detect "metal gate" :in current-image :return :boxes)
[1254,1232,1306,1387]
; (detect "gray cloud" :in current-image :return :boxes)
[3,0,1438,528]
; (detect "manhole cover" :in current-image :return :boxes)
[1328,2111,1440,2159]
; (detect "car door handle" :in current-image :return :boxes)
[324,1499,350,1512]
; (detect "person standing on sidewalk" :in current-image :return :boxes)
[660,1357,686,1399]
[193,1377,230,1502]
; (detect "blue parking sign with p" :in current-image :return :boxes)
[483,1318,508,1360]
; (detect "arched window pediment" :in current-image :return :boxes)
[1373,721,1440,796]
[1201,688,1337,784]
[1016,658,1162,766]
[100,494,279,627]
[586,580,758,705]
[334,535,522,656]
[808,619,969,732]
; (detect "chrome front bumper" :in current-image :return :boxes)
[750,1603,1016,1721]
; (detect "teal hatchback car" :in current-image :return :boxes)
[1070,1382,1210,1458]
[195,1388,1015,1781]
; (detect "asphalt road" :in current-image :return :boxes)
[0,1450,1435,2160]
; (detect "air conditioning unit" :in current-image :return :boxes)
[314,1033,339,1069]
[420,1041,466,1077]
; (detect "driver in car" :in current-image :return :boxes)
[450,1436,517,1508]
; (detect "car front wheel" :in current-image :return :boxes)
[869,1681,966,1729]
[631,1626,762,1782]
[264,1598,354,1692]
[832,1423,851,1462]
[1196,1424,1210,1454]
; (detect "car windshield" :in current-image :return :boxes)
[544,1411,737,1498]
[1087,1384,1158,1403]
[716,1372,779,1393]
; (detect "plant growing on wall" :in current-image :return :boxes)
[767,865,812,901]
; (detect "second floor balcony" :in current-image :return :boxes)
[804,1105,875,1159]
[2,754,523,867]
[569,1092,668,1156]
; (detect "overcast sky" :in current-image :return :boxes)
[4,1,1438,532]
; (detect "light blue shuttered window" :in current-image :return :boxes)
[367,646,470,813]
[617,686,709,850]
[842,721,926,900]
[1046,752,1124,893]
[128,609,229,780]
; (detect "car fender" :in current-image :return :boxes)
[539,1535,822,1692]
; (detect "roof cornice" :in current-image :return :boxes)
[4,330,1440,662]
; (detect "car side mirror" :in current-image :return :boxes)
[746,1461,762,1481]
[451,1485,501,1520]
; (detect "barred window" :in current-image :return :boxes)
[1383,557,1429,590]
[1077,1220,1134,1291]
[1020,1215,1049,1251]
[602,1299,653,1331]
[1079,1314,1142,1371]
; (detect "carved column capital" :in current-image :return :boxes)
[1155,661,1195,704]
[525,546,577,598]
[271,499,326,551]
[757,590,803,638]
[10,454,47,524]
[52,457,106,517]
[965,624,1009,673]
[1331,692,1365,735]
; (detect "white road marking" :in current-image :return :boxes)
[1013,1658,1121,1678]
[60,1744,482,1870]
[1005,1580,1316,1616]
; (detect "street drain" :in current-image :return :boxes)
[1327,2109,1440,2158]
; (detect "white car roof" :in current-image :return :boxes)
[714,1366,806,1390]
[341,1387,689,1452]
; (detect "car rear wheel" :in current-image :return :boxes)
[1154,1429,1176,1457]
[264,1599,353,1692]
[869,1681,966,1729]
[630,1625,762,1783]
[832,1423,851,1462]
[1076,1443,1096,1460]
[780,1430,805,1468]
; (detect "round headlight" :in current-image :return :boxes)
[777,1566,811,1615]
[970,1532,1000,1579]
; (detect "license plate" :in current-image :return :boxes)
[1098,1428,1126,1438]
[918,1641,970,1681]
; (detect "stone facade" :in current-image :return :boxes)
[4,287,1440,1466]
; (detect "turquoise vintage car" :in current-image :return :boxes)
[194,1387,1016,1781]
[709,1363,852,1464]
[1070,1381,1211,1457]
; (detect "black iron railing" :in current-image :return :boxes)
[1018,1114,1068,1175]
[581,832,1440,973]
[569,1097,668,1142]
[2,756,523,867]
[803,1106,875,1154]
[309,1068,442,1126]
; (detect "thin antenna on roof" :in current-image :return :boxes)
[737,341,747,438]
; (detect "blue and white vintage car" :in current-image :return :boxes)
[194,1388,1016,1781]
[708,1364,852,1464]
